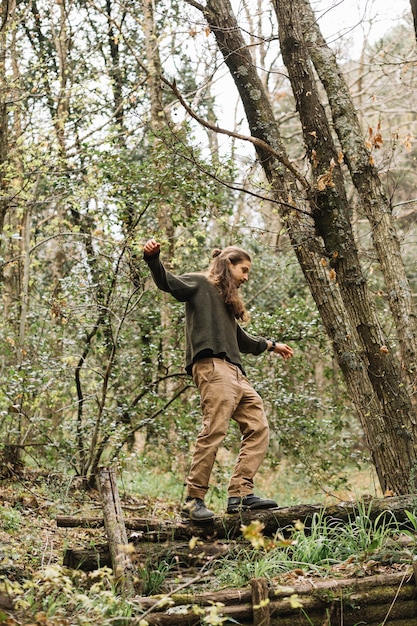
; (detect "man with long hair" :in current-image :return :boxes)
[143,238,294,520]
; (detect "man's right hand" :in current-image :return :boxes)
[143,239,161,258]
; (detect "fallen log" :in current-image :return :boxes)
[56,493,417,540]
[136,569,417,625]
[96,466,135,595]
[63,539,233,571]
[137,569,415,610]
[57,516,104,528]
[140,602,417,626]
[63,544,112,570]
[251,577,270,625]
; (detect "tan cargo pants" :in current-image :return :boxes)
[186,357,269,499]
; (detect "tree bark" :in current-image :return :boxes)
[272,0,417,494]
[297,0,417,393]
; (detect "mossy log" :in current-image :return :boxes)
[137,571,414,609]
[95,467,135,595]
[63,539,233,571]
[63,543,112,570]
[137,569,417,625]
[251,576,270,625]
[56,493,417,540]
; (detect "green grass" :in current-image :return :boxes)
[213,504,415,588]
[0,505,23,532]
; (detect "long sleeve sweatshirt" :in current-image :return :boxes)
[145,253,268,374]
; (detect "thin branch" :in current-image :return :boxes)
[136,569,213,623]
[162,76,310,191]
[162,122,314,216]
[110,383,193,458]
[185,0,205,11]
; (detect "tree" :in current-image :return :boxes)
[410,0,417,40]
[297,0,417,391]
[183,0,417,494]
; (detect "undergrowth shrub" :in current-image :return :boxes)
[214,504,415,588]
[1,565,134,626]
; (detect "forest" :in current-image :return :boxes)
[1,0,417,624]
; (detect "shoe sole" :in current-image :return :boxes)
[181,509,215,522]
[226,504,279,514]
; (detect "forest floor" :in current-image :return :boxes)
[0,466,416,625]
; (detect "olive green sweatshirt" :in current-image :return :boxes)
[145,253,268,375]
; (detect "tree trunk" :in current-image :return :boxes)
[1,0,33,469]
[410,0,417,41]
[273,0,417,494]
[105,0,126,134]
[297,0,417,393]
[0,0,9,245]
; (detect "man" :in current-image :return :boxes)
[143,238,294,520]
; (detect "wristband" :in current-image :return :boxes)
[268,340,276,352]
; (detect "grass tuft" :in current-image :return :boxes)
[213,502,413,588]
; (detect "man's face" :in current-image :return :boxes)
[229,260,251,287]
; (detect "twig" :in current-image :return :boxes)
[162,76,310,192]
[380,568,411,626]
[134,568,213,623]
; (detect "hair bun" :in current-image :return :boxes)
[211,248,222,258]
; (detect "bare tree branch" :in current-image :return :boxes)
[161,76,310,191]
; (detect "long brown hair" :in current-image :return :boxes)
[206,246,251,322]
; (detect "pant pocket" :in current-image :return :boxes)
[192,359,216,387]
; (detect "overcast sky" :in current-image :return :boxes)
[316,0,411,56]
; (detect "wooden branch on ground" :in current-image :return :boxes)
[136,568,417,625]
[251,577,270,625]
[96,466,135,595]
[56,494,417,541]
[63,539,233,571]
